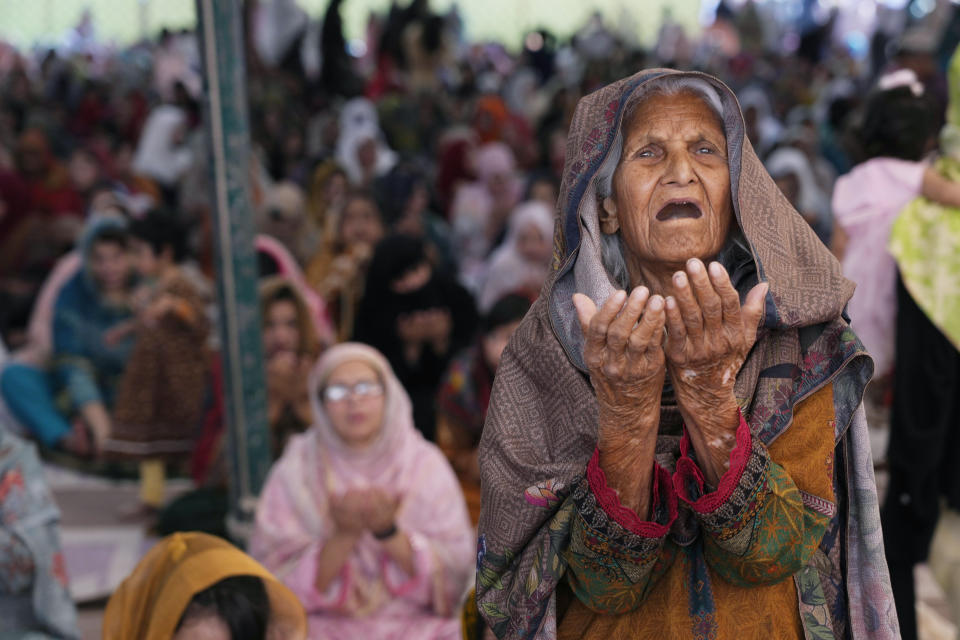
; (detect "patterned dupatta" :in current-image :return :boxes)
[476,69,898,639]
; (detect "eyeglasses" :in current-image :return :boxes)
[322,381,384,403]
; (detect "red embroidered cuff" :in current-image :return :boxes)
[586,448,678,538]
[672,409,752,514]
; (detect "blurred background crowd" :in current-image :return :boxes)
[2,0,960,638]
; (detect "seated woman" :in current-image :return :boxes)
[12,194,129,372]
[306,161,348,248]
[186,277,322,493]
[0,217,136,455]
[374,163,456,273]
[261,277,322,458]
[102,532,307,640]
[354,235,478,440]
[256,234,335,346]
[250,343,475,640]
[477,200,554,313]
[335,98,398,189]
[765,146,831,245]
[104,210,210,511]
[476,70,897,639]
[305,190,386,342]
[436,293,531,524]
[0,427,79,639]
[449,142,524,292]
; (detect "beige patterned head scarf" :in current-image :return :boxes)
[477,68,893,640]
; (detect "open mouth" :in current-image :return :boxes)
[656,200,703,221]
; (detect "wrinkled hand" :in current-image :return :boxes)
[330,490,368,536]
[664,259,767,403]
[573,287,666,449]
[664,259,767,482]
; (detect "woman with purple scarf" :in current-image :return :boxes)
[476,69,898,640]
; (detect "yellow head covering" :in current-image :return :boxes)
[102,532,307,640]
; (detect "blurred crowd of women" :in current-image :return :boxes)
[2,0,960,638]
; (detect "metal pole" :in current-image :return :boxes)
[195,0,271,541]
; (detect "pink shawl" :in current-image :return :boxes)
[250,344,474,638]
[832,157,926,376]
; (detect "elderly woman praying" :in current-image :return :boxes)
[475,70,898,640]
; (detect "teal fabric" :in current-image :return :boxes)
[0,364,72,447]
[0,216,135,445]
[52,220,135,410]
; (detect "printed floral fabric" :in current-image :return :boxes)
[564,456,677,613]
[479,383,845,640]
[561,405,833,638]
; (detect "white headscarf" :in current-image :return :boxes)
[478,200,554,312]
[738,85,783,156]
[335,98,397,186]
[765,147,830,225]
[132,105,193,187]
[306,343,420,488]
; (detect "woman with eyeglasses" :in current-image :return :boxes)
[250,343,475,640]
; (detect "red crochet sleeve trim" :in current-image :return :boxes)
[672,409,752,514]
[586,448,678,538]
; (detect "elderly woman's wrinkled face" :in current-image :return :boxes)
[323,361,386,449]
[601,92,733,273]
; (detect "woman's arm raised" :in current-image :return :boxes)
[573,288,665,518]
[662,259,767,486]
[560,290,682,615]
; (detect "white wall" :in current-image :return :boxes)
[0,0,702,52]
